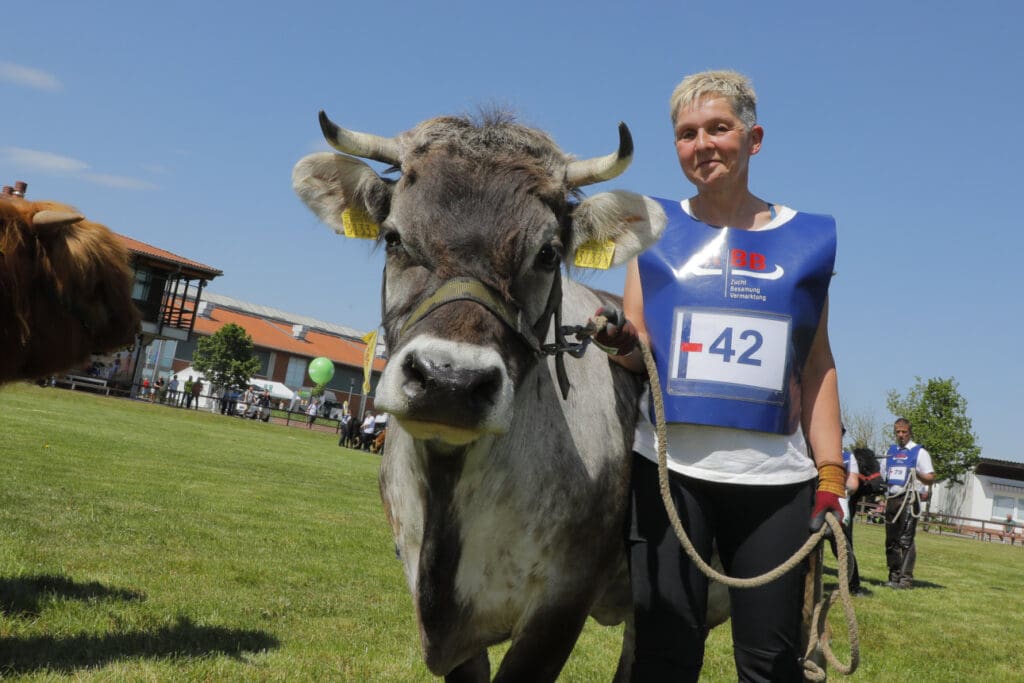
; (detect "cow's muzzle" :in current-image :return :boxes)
[390,274,588,401]
[375,336,513,445]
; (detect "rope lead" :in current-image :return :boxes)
[640,338,859,679]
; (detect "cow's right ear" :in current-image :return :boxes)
[292,152,392,234]
[568,190,668,266]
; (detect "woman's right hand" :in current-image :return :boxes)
[590,306,639,356]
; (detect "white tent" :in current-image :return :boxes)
[171,367,296,407]
[251,380,297,402]
[171,366,214,410]
[173,365,205,383]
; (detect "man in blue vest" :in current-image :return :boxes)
[882,418,935,589]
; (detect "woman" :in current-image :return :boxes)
[306,398,319,429]
[594,70,845,682]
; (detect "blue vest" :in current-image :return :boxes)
[638,198,836,434]
[885,444,922,489]
[842,449,852,471]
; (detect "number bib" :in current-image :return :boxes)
[667,308,790,404]
[887,466,908,484]
[885,444,921,491]
[638,197,836,434]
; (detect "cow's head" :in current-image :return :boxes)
[293,111,665,446]
[0,198,139,382]
[853,447,886,496]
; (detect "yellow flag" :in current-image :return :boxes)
[361,330,378,395]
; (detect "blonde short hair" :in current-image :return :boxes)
[669,70,758,130]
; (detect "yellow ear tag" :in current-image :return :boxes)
[573,240,616,270]
[341,207,380,239]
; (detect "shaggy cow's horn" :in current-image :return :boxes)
[566,122,634,188]
[33,210,84,227]
[319,110,401,166]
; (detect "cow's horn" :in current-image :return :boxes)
[319,110,401,166]
[33,210,84,227]
[565,122,634,188]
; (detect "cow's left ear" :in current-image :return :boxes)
[569,191,667,267]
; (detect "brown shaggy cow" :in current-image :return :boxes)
[0,196,139,383]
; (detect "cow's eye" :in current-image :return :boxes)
[383,230,403,252]
[535,243,561,271]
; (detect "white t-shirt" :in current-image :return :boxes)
[845,451,860,476]
[632,389,817,485]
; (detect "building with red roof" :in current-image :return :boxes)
[168,291,386,414]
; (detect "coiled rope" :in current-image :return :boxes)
[634,338,859,679]
[886,469,922,521]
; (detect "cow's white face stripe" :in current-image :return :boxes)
[375,335,513,444]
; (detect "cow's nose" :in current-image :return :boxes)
[401,351,502,425]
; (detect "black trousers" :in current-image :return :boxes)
[844,515,862,590]
[626,454,813,683]
[885,494,919,582]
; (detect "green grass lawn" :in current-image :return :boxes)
[1,383,1022,681]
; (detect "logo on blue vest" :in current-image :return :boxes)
[674,246,785,281]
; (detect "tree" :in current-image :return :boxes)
[191,323,261,395]
[886,377,981,485]
[841,400,888,455]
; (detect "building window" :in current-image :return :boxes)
[285,357,307,388]
[132,268,152,301]
[992,495,1017,520]
[254,350,270,377]
[176,338,197,362]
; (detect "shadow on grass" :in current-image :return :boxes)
[821,567,945,590]
[0,574,145,617]
[0,575,279,674]
[0,615,280,675]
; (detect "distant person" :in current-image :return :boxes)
[168,374,179,405]
[190,378,203,410]
[833,429,867,595]
[1002,514,1019,545]
[288,391,300,413]
[338,412,354,447]
[183,376,194,408]
[360,411,376,450]
[258,390,272,422]
[306,399,320,429]
[882,418,935,589]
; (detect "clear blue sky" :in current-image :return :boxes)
[4,1,1021,461]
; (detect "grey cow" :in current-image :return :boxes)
[293,111,723,682]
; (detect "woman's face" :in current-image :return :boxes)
[673,95,763,192]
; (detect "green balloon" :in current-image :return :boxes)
[308,356,335,385]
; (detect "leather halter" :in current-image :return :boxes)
[384,266,587,399]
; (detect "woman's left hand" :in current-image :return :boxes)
[810,491,843,533]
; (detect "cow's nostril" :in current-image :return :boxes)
[403,352,429,396]
[469,367,501,407]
